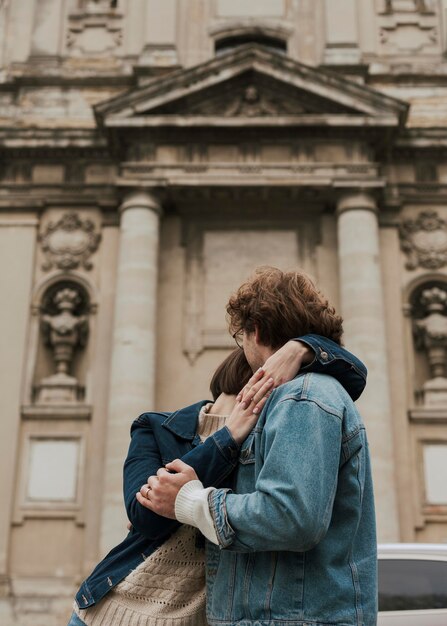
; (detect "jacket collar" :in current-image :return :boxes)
[162,399,211,440]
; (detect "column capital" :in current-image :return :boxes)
[336,192,377,217]
[119,190,162,216]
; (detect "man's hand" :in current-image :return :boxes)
[238,340,314,411]
[136,459,198,519]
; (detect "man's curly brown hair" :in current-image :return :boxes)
[226,266,343,348]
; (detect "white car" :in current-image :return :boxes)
[378,543,447,625]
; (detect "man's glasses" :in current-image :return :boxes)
[232,330,243,349]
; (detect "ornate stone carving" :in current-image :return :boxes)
[191,84,308,117]
[36,287,89,404]
[225,85,282,116]
[67,4,122,56]
[399,211,447,270]
[378,0,438,54]
[413,286,447,406]
[39,212,101,271]
[379,23,437,51]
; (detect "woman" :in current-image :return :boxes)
[68,337,366,625]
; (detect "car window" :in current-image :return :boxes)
[378,559,447,612]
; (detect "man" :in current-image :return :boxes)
[139,267,377,626]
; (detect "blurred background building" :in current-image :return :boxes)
[1,0,447,623]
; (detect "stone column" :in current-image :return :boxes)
[336,192,399,542]
[100,191,161,553]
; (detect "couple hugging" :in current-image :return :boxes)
[69,266,377,626]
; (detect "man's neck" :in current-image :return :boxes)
[255,345,275,370]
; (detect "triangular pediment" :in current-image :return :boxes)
[96,45,408,126]
[138,69,361,117]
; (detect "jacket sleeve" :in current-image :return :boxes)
[296,334,367,401]
[208,397,342,552]
[124,417,239,541]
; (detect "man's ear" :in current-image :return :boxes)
[254,325,261,345]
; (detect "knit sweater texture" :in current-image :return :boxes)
[74,406,227,626]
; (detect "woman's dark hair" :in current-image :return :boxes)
[209,348,252,401]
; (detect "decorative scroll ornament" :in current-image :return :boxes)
[399,211,447,270]
[39,212,101,271]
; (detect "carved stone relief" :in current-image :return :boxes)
[181,82,336,117]
[39,212,101,271]
[413,285,447,407]
[67,3,122,56]
[378,0,438,54]
[223,85,299,117]
[36,286,89,404]
[379,22,438,52]
[399,211,447,270]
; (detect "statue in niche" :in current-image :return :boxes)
[36,287,89,404]
[413,286,447,407]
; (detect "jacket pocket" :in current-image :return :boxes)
[268,551,305,619]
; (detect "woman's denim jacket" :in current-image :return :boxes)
[206,371,377,625]
[75,335,367,614]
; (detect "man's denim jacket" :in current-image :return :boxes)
[75,335,367,612]
[206,368,377,625]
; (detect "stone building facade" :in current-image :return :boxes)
[1,0,447,623]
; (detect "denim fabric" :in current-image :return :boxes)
[75,400,239,609]
[297,333,367,401]
[67,612,87,626]
[207,373,377,626]
[74,336,366,612]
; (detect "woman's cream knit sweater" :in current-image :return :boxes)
[74,406,227,626]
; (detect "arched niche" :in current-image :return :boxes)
[24,272,98,406]
[31,272,97,313]
[404,273,447,407]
